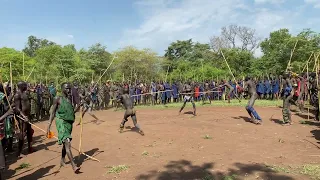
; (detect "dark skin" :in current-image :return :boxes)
[221,81,241,103]
[117,90,144,135]
[203,82,212,104]
[244,79,260,124]
[14,81,34,157]
[47,83,80,173]
[77,89,102,125]
[297,75,306,112]
[283,78,293,109]
[179,83,196,116]
[282,76,293,125]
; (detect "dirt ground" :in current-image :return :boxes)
[3,106,320,180]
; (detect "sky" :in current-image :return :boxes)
[0,0,319,56]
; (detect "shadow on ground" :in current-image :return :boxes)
[183,111,194,115]
[136,160,296,180]
[74,148,102,167]
[232,116,261,125]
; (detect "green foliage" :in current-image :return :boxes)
[106,165,129,174]
[15,163,31,171]
[301,164,320,180]
[1,27,319,85]
[260,28,320,74]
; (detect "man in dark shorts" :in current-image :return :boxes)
[179,82,196,116]
[117,87,144,135]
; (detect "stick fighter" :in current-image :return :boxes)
[281,72,293,125]
[47,82,80,173]
[244,77,262,124]
[77,87,102,125]
[117,87,144,135]
[221,80,241,103]
[179,82,196,116]
[14,81,35,157]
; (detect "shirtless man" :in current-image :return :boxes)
[14,81,34,157]
[221,80,241,103]
[77,86,101,125]
[281,72,293,125]
[203,81,212,104]
[117,87,144,135]
[244,77,262,125]
[179,82,196,116]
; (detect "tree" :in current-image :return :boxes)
[0,47,35,82]
[164,39,193,60]
[210,25,260,52]
[260,28,320,74]
[23,35,55,57]
[114,46,161,82]
[79,43,112,76]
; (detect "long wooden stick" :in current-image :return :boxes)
[302,52,314,72]
[93,54,117,89]
[23,53,25,80]
[16,115,100,162]
[316,53,320,121]
[25,66,35,81]
[10,62,13,94]
[313,53,320,72]
[165,65,170,83]
[286,40,298,72]
[307,60,309,121]
[78,110,83,161]
[220,50,237,83]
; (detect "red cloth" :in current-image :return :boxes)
[195,87,200,98]
[236,85,243,93]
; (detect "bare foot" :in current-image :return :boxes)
[73,166,81,174]
[28,147,36,154]
[60,158,66,167]
[282,122,291,126]
[138,130,145,136]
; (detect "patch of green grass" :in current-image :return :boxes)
[266,164,291,173]
[300,120,307,124]
[15,163,31,171]
[133,100,282,109]
[142,151,149,156]
[202,174,215,180]
[203,134,212,139]
[300,164,320,179]
[223,174,237,180]
[106,165,129,174]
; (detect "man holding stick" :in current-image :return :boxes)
[179,82,196,116]
[14,81,35,157]
[47,82,80,173]
[221,80,241,103]
[281,72,293,125]
[77,86,102,125]
[117,87,144,135]
[244,77,262,124]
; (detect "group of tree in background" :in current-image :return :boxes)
[0,25,319,87]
